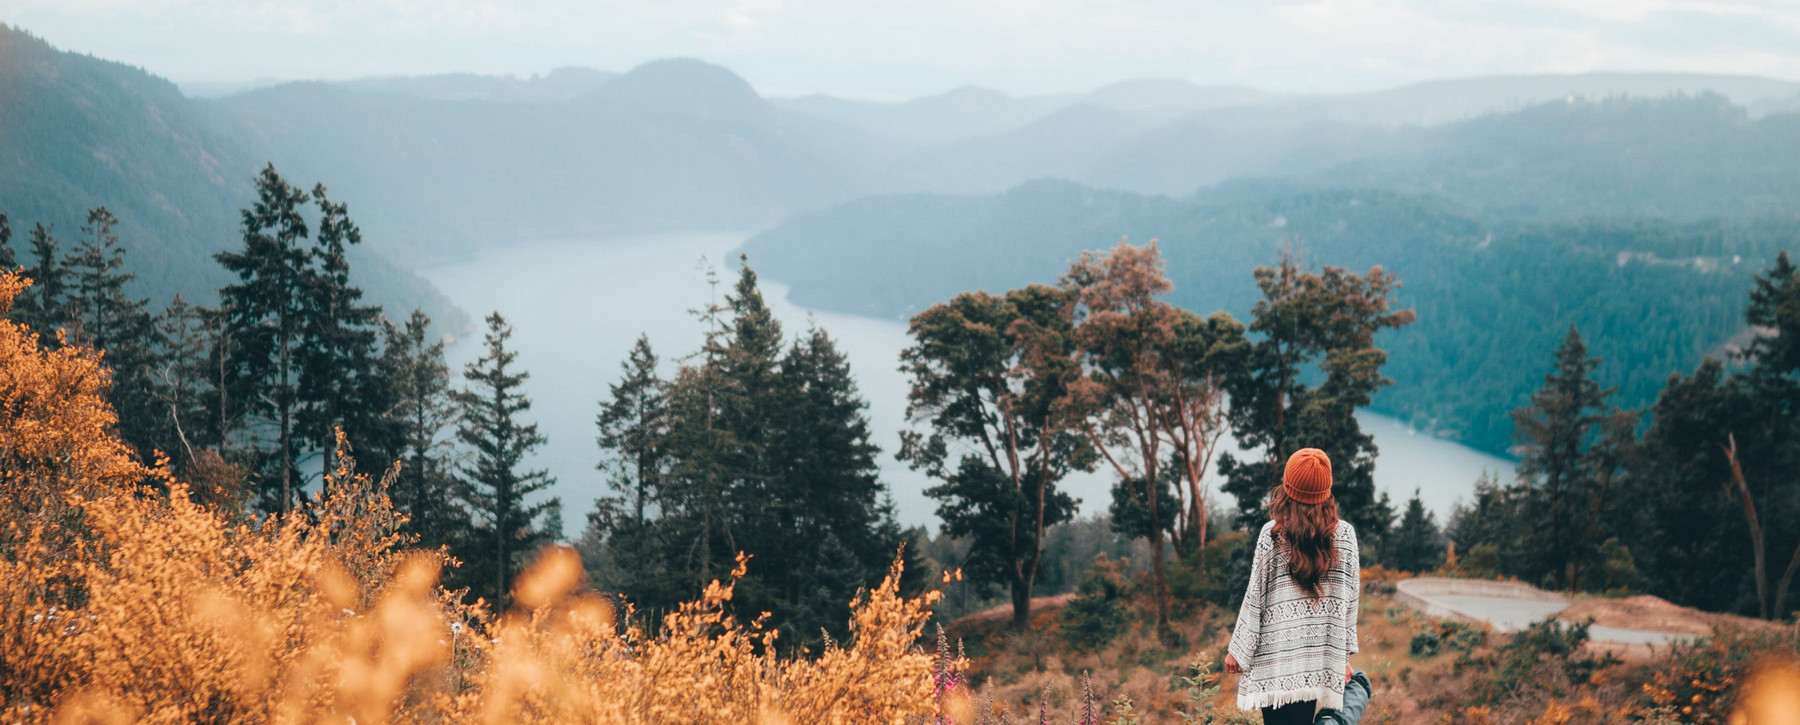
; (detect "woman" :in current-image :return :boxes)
[1222,448,1361,725]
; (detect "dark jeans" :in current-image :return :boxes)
[1259,670,1375,725]
[1260,700,1315,725]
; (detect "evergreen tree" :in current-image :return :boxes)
[1220,254,1413,541]
[21,222,67,336]
[383,310,463,551]
[64,207,158,458]
[297,185,383,484]
[0,212,13,269]
[215,164,313,513]
[1745,251,1800,376]
[899,284,1091,629]
[1446,472,1528,577]
[453,311,559,607]
[759,325,908,647]
[1623,254,1800,618]
[1511,326,1620,592]
[586,261,909,648]
[150,295,211,464]
[197,303,247,455]
[1385,490,1445,573]
[596,335,665,524]
[583,335,677,604]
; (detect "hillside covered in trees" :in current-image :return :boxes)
[0,25,460,329]
[9,14,1800,722]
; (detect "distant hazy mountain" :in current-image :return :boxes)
[775,86,1075,151]
[0,25,461,328]
[336,67,617,102]
[209,58,889,260]
[1081,78,1272,114]
[887,103,1168,193]
[1312,94,1800,221]
[813,72,1800,198]
[738,178,1797,455]
[1296,72,1800,126]
[774,79,1266,151]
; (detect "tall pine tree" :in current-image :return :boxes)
[0,212,13,269]
[150,295,211,464]
[453,311,559,607]
[215,164,313,513]
[20,222,67,337]
[1512,326,1626,592]
[1385,490,1445,573]
[585,260,909,648]
[383,310,464,551]
[64,207,158,459]
[758,325,908,648]
[583,335,678,605]
[297,184,382,484]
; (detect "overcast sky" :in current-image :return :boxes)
[11,0,1800,99]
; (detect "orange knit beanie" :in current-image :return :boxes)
[1283,448,1333,504]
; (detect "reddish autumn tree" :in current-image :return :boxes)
[1061,240,1244,646]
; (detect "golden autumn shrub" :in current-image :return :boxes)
[0,271,947,723]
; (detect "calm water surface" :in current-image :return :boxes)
[422,234,1515,536]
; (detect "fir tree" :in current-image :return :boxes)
[150,295,211,464]
[761,325,908,647]
[297,185,382,484]
[1386,489,1445,573]
[596,335,665,524]
[0,212,13,269]
[64,207,157,459]
[21,222,67,336]
[1512,326,1619,592]
[453,311,559,607]
[215,164,313,513]
[586,261,909,647]
[583,335,675,604]
[1745,250,1800,375]
[383,310,463,551]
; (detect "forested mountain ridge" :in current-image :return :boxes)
[0,25,461,328]
[1315,94,1800,221]
[206,58,893,261]
[778,71,1798,154]
[737,179,1796,456]
[334,66,617,102]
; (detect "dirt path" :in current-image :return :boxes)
[1393,577,1776,648]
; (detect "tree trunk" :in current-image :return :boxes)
[1011,574,1033,628]
[1148,481,1175,647]
[1721,436,1770,619]
[1772,534,1800,620]
[279,342,292,515]
[496,487,508,607]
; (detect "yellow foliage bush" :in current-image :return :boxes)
[0,272,945,724]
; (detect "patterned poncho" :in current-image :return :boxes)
[1226,520,1361,711]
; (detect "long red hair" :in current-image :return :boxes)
[1267,484,1340,598]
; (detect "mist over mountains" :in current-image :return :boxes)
[5,21,1799,457]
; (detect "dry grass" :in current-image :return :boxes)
[3,269,1798,725]
[945,563,1800,724]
